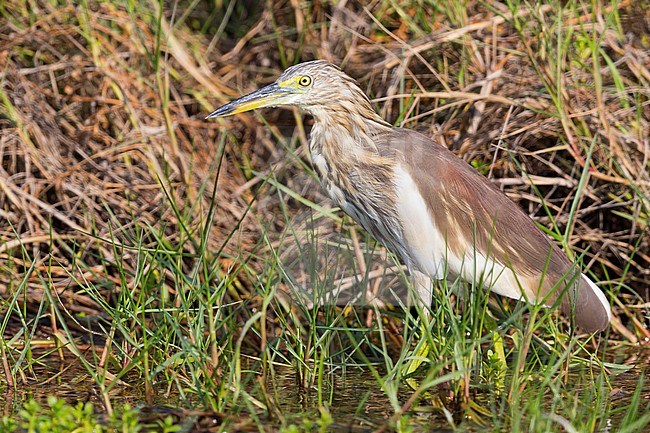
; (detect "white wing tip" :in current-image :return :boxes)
[582,273,612,322]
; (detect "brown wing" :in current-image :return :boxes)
[377,128,609,331]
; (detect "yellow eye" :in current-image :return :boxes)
[298,76,312,87]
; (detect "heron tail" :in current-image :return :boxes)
[561,274,611,332]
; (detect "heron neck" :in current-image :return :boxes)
[308,108,390,157]
[305,99,389,128]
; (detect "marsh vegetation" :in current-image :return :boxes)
[0,0,648,431]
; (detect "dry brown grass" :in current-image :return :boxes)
[1,0,648,342]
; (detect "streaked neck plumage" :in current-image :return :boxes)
[300,87,412,268]
[300,79,391,155]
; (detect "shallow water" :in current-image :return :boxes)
[0,349,648,432]
[262,367,463,432]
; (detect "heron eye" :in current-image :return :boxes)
[298,76,312,87]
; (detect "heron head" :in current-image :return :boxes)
[206,60,365,118]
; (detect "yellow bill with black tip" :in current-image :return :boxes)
[206,83,289,118]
